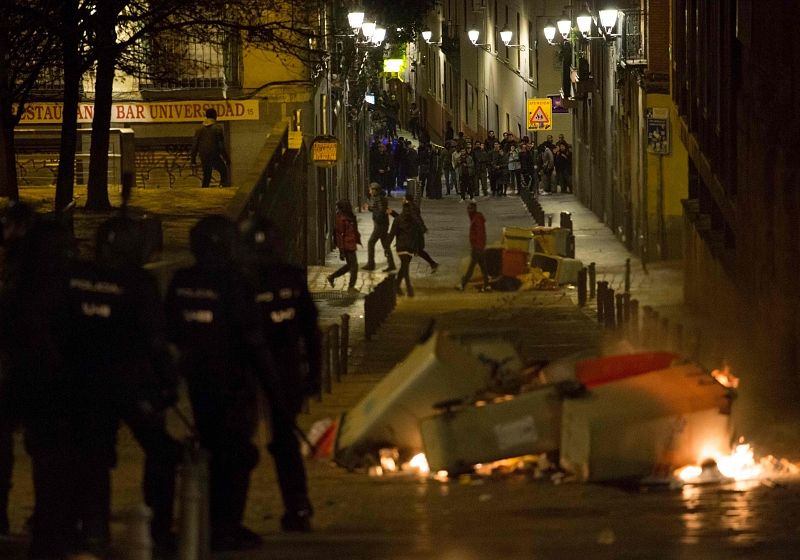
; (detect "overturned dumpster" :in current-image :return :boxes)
[560,362,733,482]
[334,330,500,469]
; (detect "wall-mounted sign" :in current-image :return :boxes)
[288,130,303,150]
[526,98,552,131]
[16,100,260,124]
[547,94,569,114]
[311,135,339,167]
[383,58,404,73]
[646,108,670,155]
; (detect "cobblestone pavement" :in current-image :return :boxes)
[4,185,800,559]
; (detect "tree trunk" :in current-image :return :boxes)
[0,110,19,201]
[85,5,120,210]
[54,4,82,214]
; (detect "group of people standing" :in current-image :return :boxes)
[0,203,320,558]
[440,131,573,200]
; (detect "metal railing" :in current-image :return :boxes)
[620,9,648,67]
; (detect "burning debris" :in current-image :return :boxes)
[315,330,798,488]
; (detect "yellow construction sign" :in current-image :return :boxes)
[527,98,552,131]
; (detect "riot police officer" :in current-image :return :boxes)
[62,215,181,556]
[166,215,276,551]
[0,211,73,558]
[0,202,39,535]
[240,216,320,532]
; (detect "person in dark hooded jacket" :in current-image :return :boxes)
[191,108,231,188]
[387,200,420,297]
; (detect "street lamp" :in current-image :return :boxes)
[361,21,376,41]
[556,14,572,40]
[421,30,432,43]
[372,27,386,46]
[467,28,491,48]
[347,10,365,34]
[598,8,620,35]
[543,21,558,44]
[499,27,527,50]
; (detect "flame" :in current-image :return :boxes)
[408,453,430,475]
[710,365,739,389]
[676,439,799,483]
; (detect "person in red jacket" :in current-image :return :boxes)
[457,201,491,292]
[327,200,361,293]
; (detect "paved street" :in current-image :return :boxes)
[3,186,799,559]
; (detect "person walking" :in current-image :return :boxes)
[457,201,491,292]
[191,108,231,188]
[363,183,396,272]
[239,217,321,533]
[166,215,272,551]
[64,216,181,557]
[403,194,439,273]
[327,200,361,293]
[408,103,421,139]
[369,142,392,195]
[458,145,476,201]
[441,141,457,196]
[387,199,420,297]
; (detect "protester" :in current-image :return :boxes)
[408,103,420,139]
[363,183,396,272]
[239,217,320,532]
[441,141,456,196]
[457,201,490,292]
[473,141,491,196]
[190,108,231,188]
[458,145,476,201]
[166,215,269,551]
[387,199,419,297]
[369,142,392,195]
[327,200,361,293]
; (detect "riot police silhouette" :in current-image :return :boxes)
[167,214,278,550]
[240,216,320,532]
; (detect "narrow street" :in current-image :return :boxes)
[5,189,799,559]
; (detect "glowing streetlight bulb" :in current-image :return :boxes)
[576,13,592,36]
[421,30,432,43]
[362,21,376,40]
[543,23,557,43]
[500,28,513,46]
[372,27,386,45]
[347,11,365,32]
[556,16,572,40]
[467,28,480,45]
[599,8,619,33]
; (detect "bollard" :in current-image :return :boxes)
[317,329,328,401]
[340,313,350,377]
[615,293,624,327]
[577,268,587,307]
[650,310,661,347]
[624,258,631,294]
[547,214,553,227]
[596,281,608,323]
[178,445,210,560]
[124,504,153,560]
[560,211,573,232]
[642,306,654,346]
[622,292,631,322]
[588,263,596,298]
[629,299,640,343]
[329,324,341,384]
[605,288,616,329]
[323,327,333,394]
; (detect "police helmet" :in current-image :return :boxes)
[239,216,282,263]
[95,216,145,268]
[190,214,238,266]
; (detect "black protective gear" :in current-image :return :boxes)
[62,257,179,552]
[166,261,278,534]
[95,215,146,269]
[190,214,238,267]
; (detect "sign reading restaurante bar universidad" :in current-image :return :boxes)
[17,100,260,124]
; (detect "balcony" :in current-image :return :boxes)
[619,9,647,68]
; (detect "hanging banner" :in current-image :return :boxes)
[526,98,552,131]
[17,100,260,124]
